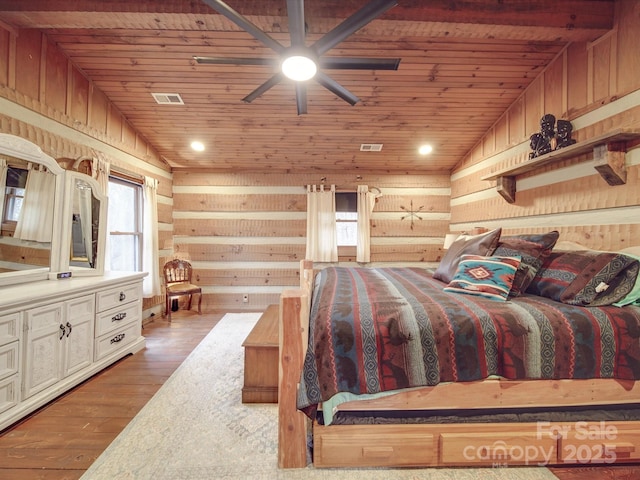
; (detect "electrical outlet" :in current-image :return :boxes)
[242,294,249,303]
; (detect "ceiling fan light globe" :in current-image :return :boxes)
[281,55,317,81]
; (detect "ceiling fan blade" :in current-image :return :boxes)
[295,83,308,115]
[194,56,278,67]
[312,0,398,56]
[242,72,285,103]
[320,57,400,70]
[201,0,285,53]
[314,71,359,106]
[287,0,306,47]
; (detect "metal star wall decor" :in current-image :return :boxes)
[400,200,424,230]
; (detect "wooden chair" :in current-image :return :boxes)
[163,259,202,321]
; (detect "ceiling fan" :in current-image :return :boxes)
[195,0,401,115]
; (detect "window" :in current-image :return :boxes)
[108,176,143,271]
[335,192,357,246]
[2,167,27,223]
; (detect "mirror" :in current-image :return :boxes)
[60,171,107,277]
[0,134,64,287]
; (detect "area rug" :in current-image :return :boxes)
[81,312,556,480]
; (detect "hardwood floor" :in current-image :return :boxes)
[0,310,224,480]
[0,309,639,480]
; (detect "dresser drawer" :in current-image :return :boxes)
[440,431,557,466]
[0,341,19,381]
[96,302,140,337]
[0,373,19,415]
[94,322,140,361]
[96,283,142,313]
[559,425,640,464]
[0,312,20,347]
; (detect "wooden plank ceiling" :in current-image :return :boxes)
[0,0,615,173]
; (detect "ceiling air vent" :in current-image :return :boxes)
[360,143,383,152]
[151,93,184,105]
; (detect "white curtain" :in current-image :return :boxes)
[73,154,110,194]
[356,185,380,263]
[142,176,160,297]
[305,184,337,262]
[14,164,55,243]
[94,157,111,270]
[0,158,7,223]
[92,156,111,195]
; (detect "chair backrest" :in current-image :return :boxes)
[163,259,193,285]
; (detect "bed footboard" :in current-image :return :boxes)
[278,260,313,468]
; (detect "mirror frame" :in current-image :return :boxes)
[59,170,108,277]
[0,133,65,287]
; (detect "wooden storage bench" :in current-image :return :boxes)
[242,304,279,403]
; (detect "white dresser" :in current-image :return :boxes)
[0,271,146,431]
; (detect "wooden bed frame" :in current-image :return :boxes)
[278,260,640,469]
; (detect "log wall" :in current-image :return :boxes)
[0,27,171,317]
[450,1,640,250]
[2,0,640,313]
[171,172,450,310]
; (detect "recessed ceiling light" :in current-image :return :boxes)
[418,144,433,155]
[191,141,205,152]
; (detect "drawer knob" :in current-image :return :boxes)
[479,445,512,460]
[112,312,127,322]
[119,292,126,301]
[110,333,126,344]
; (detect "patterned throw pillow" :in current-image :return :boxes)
[492,231,559,296]
[527,250,640,306]
[444,254,521,301]
[614,252,640,307]
[433,228,502,284]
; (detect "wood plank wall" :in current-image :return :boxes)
[3,1,640,314]
[0,27,171,317]
[170,172,450,310]
[0,25,453,314]
[450,0,640,251]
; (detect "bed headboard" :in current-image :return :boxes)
[554,240,590,251]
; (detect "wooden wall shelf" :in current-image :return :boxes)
[481,129,640,203]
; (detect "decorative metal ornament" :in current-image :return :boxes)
[400,200,424,230]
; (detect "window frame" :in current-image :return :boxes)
[335,191,358,248]
[3,186,24,224]
[108,175,144,272]
[2,166,27,225]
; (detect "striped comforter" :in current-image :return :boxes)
[297,266,640,414]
